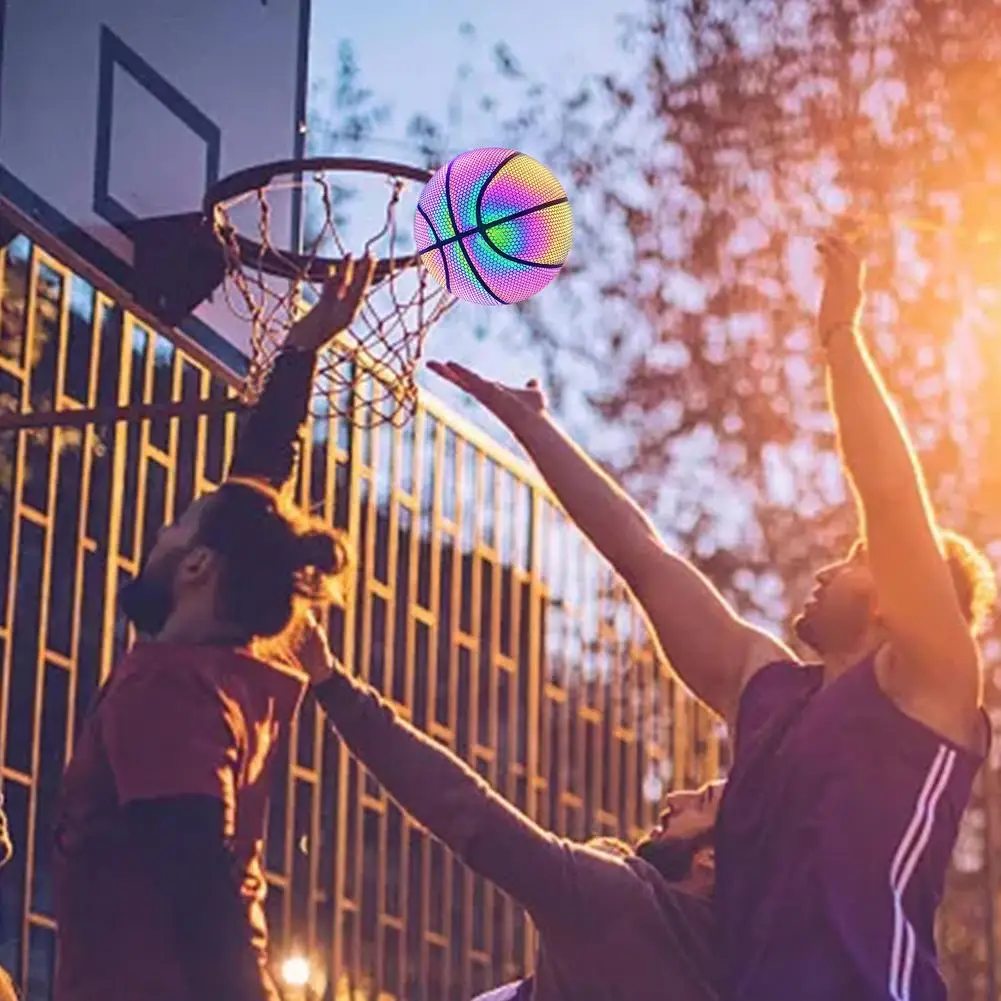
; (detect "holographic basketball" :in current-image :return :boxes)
[414,148,573,306]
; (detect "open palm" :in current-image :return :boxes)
[428,361,547,426]
[286,254,378,352]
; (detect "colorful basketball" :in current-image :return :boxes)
[414,148,573,306]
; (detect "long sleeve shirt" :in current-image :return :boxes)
[312,669,718,1001]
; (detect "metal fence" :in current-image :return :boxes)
[0,231,723,1000]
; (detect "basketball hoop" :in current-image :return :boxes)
[203,156,456,427]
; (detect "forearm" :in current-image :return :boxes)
[312,670,570,910]
[511,413,661,575]
[509,411,776,718]
[228,347,318,490]
[825,323,932,516]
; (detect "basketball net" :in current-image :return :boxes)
[210,169,456,428]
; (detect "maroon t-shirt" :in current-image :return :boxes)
[53,643,305,1001]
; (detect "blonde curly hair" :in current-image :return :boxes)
[940,530,997,637]
[0,967,18,1001]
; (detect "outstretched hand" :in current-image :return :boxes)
[286,254,378,353]
[291,609,337,684]
[817,234,866,342]
[428,361,547,429]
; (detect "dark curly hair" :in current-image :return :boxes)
[196,479,353,642]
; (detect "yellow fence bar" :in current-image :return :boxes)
[0,231,722,1000]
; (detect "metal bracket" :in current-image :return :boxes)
[119,212,227,326]
[0,215,20,251]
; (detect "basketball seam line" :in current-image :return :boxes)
[477,201,569,270]
[473,152,569,272]
[474,150,522,233]
[416,202,451,293]
[444,155,508,305]
[418,196,569,265]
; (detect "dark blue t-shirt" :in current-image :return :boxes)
[715,656,986,1001]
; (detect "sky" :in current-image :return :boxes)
[309,0,641,142]
[306,0,646,444]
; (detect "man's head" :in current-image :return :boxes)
[793,531,995,660]
[632,779,724,896]
[120,480,352,645]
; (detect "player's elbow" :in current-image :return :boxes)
[656,626,750,725]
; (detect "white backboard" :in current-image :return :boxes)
[0,0,309,370]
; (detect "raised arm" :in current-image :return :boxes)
[228,256,375,491]
[429,363,793,725]
[293,617,628,927]
[817,236,981,730]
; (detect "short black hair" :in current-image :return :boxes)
[635,826,716,883]
[196,480,352,641]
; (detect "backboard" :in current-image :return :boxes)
[0,0,310,373]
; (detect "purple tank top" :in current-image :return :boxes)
[716,656,986,1001]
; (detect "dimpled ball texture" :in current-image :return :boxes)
[414,147,573,306]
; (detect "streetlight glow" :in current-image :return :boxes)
[281,955,312,988]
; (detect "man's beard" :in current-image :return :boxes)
[634,831,710,883]
[119,548,186,637]
[792,607,824,652]
[793,593,871,656]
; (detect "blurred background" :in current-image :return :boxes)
[3,0,1001,997]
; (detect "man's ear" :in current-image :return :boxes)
[693,845,715,875]
[178,546,218,587]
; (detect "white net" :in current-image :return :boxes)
[210,163,456,427]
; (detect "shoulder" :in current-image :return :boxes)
[104,646,302,735]
[557,840,653,907]
[877,642,984,751]
[105,645,221,705]
[871,651,989,763]
[567,843,684,910]
[227,649,308,724]
[734,659,820,751]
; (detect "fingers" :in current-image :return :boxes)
[427,360,482,393]
[325,252,377,301]
[320,254,354,302]
[300,607,332,648]
[350,253,378,299]
[818,223,865,258]
[817,234,863,275]
[426,360,459,384]
[817,234,852,259]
